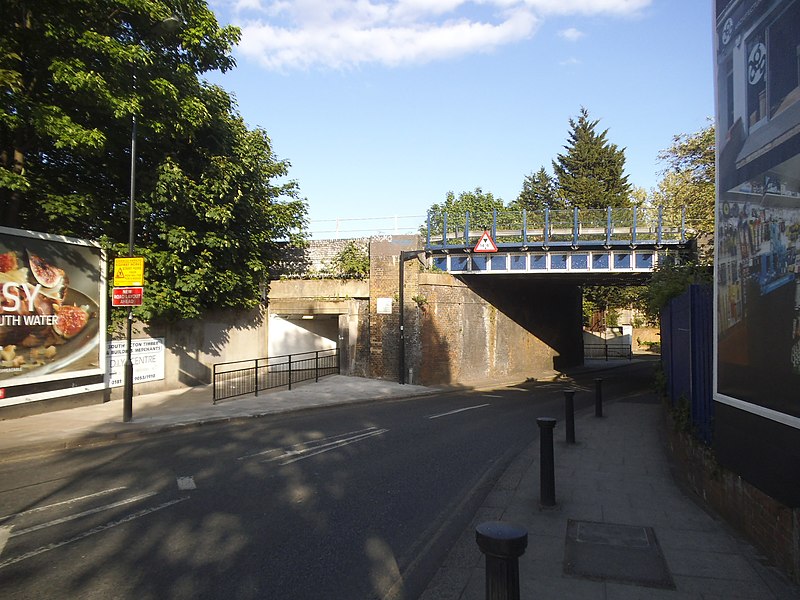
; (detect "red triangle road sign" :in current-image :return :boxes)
[474,230,498,253]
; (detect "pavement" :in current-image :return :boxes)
[0,362,799,599]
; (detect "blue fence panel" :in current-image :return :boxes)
[661,284,713,444]
[690,284,714,444]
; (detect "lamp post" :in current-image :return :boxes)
[123,15,181,423]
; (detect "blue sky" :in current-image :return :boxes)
[205,1,715,237]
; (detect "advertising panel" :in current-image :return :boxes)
[0,227,106,405]
[714,0,800,425]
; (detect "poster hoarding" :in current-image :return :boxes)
[714,0,800,425]
[0,227,106,406]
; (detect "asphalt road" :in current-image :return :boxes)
[0,362,655,599]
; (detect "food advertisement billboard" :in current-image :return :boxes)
[0,226,106,406]
[714,0,800,426]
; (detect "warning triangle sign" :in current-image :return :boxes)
[473,230,498,253]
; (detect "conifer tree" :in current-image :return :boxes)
[552,107,632,209]
[515,166,567,211]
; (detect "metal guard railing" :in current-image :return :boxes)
[425,206,687,251]
[212,348,340,404]
[584,342,633,361]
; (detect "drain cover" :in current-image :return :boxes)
[563,520,675,589]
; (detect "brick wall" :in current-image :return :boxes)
[666,420,800,584]
[413,273,582,385]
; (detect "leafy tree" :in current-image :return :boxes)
[653,122,715,264]
[426,187,505,235]
[642,259,712,322]
[582,285,645,329]
[0,0,307,320]
[552,107,632,209]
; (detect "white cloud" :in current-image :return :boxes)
[224,0,652,71]
[558,27,584,41]
[559,57,581,66]
[520,0,651,15]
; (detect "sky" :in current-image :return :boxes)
[204,0,715,238]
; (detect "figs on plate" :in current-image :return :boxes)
[53,304,89,339]
[0,251,18,273]
[27,251,65,288]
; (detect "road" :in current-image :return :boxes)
[0,361,655,599]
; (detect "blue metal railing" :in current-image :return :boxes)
[425,206,687,251]
[212,348,340,404]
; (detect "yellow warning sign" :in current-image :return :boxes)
[114,257,145,286]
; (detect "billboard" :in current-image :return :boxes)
[0,227,106,406]
[714,0,800,426]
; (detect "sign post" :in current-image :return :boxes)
[113,256,145,423]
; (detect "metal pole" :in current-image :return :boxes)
[399,254,406,384]
[564,390,576,444]
[123,107,137,423]
[595,378,604,417]
[537,417,557,507]
[475,521,528,600]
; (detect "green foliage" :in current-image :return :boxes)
[425,187,505,239]
[582,285,645,328]
[643,259,712,321]
[654,122,715,264]
[428,187,504,225]
[331,241,369,278]
[0,0,307,321]
[552,107,632,209]
[513,166,567,212]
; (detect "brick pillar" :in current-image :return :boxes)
[368,236,421,381]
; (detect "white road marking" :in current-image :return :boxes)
[426,404,492,419]
[0,497,188,570]
[9,491,158,538]
[427,404,491,420]
[176,477,196,491]
[0,526,11,558]
[237,427,380,461]
[482,394,503,398]
[0,487,128,522]
[273,429,389,465]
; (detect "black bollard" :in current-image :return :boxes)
[475,521,528,600]
[594,378,604,417]
[537,417,557,507]
[564,389,576,444]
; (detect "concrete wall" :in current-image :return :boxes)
[267,278,370,377]
[121,306,268,397]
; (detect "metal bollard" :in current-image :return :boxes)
[475,521,528,600]
[537,417,557,507]
[594,378,603,417]
[564,389,576,444]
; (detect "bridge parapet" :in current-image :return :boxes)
[425,206,687,251]
[424,206,691,276]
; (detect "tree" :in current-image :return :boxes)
[552,107,632,209]
[0,0,307,320]
[514,166,567,212]
[654,122,715,264]
[425,187,505,235]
